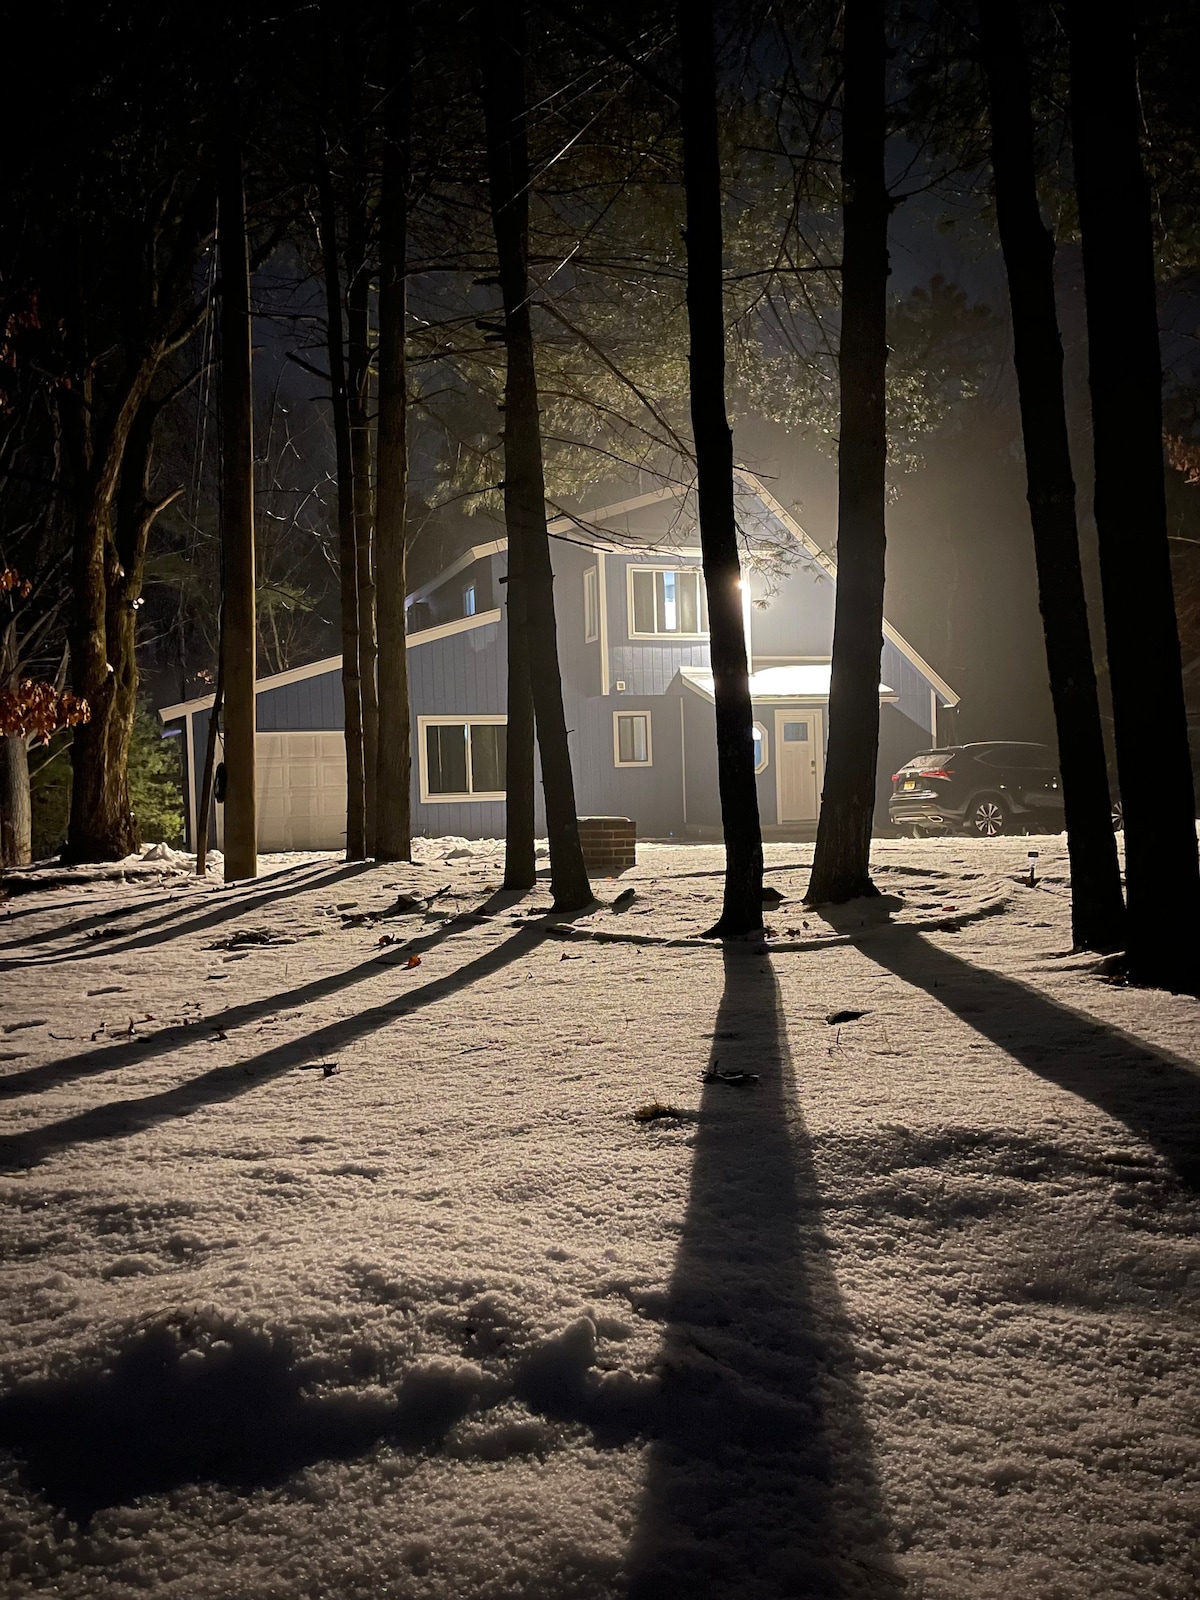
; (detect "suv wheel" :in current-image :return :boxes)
[1111,798,1124,831]
[967,794,1009,838]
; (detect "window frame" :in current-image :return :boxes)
[752,720,769,775]
[612,709,653,768]
[417,714,508,803]
[584,565,600,643]
[626,563,709,639]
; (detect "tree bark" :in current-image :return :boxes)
[194,657,224,876]
[347,157,379,854]
[806,0,889,907]
[217,131,258,882]
[316,134,366,861]
[502,562,537,891]
[374,4,412,863]
[0,734,31,868]
[1067,3,1200,989]
[481,0,590,912]
[980,1,1125,954]
[677,0,763,937]
[64,355,158,862]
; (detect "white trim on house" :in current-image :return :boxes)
[598,550,610,695]
[679,664,898,703]
[184,708,197,844]
[612,709,653,767]
[405,608,502,648]
[546,484,689,544]
[752,720,769,774]
[157,610,503,724]
[405,540,507,606]
[401,490,692,620]
[417,713,508,803]
[735,469,961,708]
[679,697,687,823]
[584,565,599,643]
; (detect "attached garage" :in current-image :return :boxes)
[254,732,347,851]
[214,731,347,853]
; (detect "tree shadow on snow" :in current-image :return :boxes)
[0,1317,488,1524]
[0,889,523,1102]
[624,946,901,1597]
[511,947,902,1597]
[0,859,372,969]
[843,920,1200,1190]
[0,903,571,1171]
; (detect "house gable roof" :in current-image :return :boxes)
[160,476,958,721]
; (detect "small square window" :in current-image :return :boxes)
[783,721,809,742]
[614,711,652,766]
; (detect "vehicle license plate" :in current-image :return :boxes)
[903,780,915,790]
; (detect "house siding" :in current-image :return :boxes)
[163,485,956,848]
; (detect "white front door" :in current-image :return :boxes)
[775,709,824,823]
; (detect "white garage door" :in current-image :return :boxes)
[216,732,348,853]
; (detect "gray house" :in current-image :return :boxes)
[158,471,958,849]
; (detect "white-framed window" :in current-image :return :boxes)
[584,566,600,642]
[752,720,768,774]
[627,565,708,638]
[613,710,652,767]
[418,715,507,802]
[462,582,477,618]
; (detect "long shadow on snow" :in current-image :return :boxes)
[846,919,1200,1190]
[0,906,564,1170]
[0,889,184,949]
[0,1317,489,1524]
[512,946,901,1597]
[0,893,519,1100]
[0,859,370,969]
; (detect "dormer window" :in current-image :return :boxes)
[628,566,708,638]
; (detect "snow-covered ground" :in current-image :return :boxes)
[0,834,1196,1600]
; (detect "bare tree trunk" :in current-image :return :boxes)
[0,735,31,868]
[481,0,590,912]
[317,135,366,861]
[502,560,536,891]
[347,105,378,853]
[980,2,1125,953]
[64,362,156,862]
[217,130,258,882]
[677,0,763,938]
[194,657,224,876]
[374,4,412,863]
[806,0,888,907]
[1067,3,1200,990]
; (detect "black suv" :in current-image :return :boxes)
[889,742,1063,837]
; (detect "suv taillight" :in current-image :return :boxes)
[919,767,952,779]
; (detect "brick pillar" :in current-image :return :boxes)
[577,816,636,874]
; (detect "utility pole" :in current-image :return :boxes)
[218,128,258,881]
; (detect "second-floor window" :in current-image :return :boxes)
[463,582,477,617]
[628,566,708,637]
